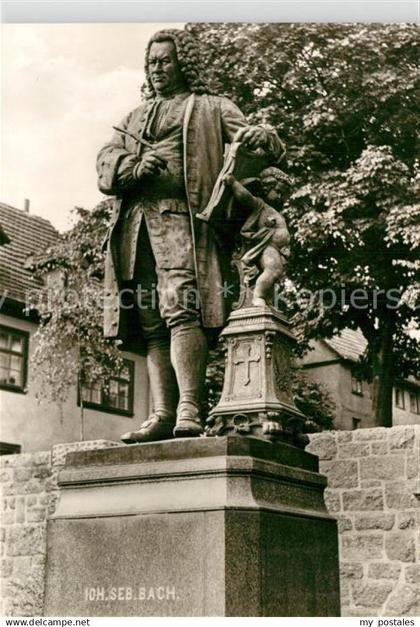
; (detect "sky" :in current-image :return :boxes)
[1,23,182,232]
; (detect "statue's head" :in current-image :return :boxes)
[144,29,210,97]
[260,167,293,207]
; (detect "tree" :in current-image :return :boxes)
[29,201,124,440]
[187,23,419,426]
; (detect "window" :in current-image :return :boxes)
[0,442,21,455]
[0,325,29,393]
[79,360,135,417]
[409,392,419,415]
[351,374,363,396]
[395,388,405,410]
[352,417,361,430]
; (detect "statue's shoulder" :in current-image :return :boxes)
[194,93,240,112]
[120,101,149,127]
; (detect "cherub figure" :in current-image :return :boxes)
[224,167,292,307]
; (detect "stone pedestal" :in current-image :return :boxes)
[207,306,307,446]
[44,437,340,617]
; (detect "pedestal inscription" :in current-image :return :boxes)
[44,437,341,617]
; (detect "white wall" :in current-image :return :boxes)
[0,313,149,452]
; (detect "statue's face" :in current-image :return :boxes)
[148,40,185,95]
[261,175,280,203]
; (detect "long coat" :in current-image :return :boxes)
[97,93,282,353]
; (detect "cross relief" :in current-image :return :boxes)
[233,341,261,386]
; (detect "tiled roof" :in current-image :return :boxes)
[0,223,10,245]
[0,202,59,304]
[324,328,368,362]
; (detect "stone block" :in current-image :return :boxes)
[16,496,25,524]
[323,489,341,514]
[0,470,13,482]
[13,468,32,482]
[32,452,51,466]
[389,427,415,451]
[354,513,395,531]
[339,577,350,605]
[1,557,13,577]
[27,507,47,523]
[340,562,363,579]
[38,494,50,507]
[27,496,37,507]
[1,454,33,468]
[385,481,418,510]
[1,483,16,497]
[353,428,387,441]
[16,479,45,495]
[4,572,45,617]
[1,512,15,525]
[385,533,415,562]
[405,565,420,585]
[336,431,353,443]
[343,607,376,617]
[51,440,120,468]
[384,584,419,616]
[336,516,352,533]
[6,525,46,557]
[398,511,417,530]
[341,535,383,560]
[306,434,337,460]
[7,498,15,510]
[368,562,401,580]
[320,460,358,488]
[360,480,381,488]
[13,556,32,575]
[0,527,5,542]
[352,581,393,608]
[33,466,52,481]
[343,488,384,511]
[406,454,418,479]
[371,441,388,456]
[360,455,405,481]
[338,443,369,459]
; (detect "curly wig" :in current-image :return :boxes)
[260,167,294,188]
[144,29,211,98]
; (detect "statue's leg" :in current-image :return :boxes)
[170,322,207,438]
[252,246,284,306]
[120,223,179,444]
[157,265,206,438]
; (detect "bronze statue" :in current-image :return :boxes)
[225,167,292,307]
[97,29,283,443]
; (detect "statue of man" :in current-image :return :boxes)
[97,29,283,443]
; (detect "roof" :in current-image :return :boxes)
[0,224,10,246]
[324,328,368,362]
[0,202,59,304]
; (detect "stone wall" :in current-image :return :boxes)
[0,440,119,616]
[0,427,419,616]
[307,425,419,617]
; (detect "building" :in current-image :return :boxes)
[301,327,420,430]
[0,201,149,453]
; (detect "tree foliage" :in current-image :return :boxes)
[188,22,420,425]
[30,201,124,420]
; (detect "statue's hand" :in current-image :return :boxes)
[133,152,167,180]
[223,174,236,186]
[234,126,267,150]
